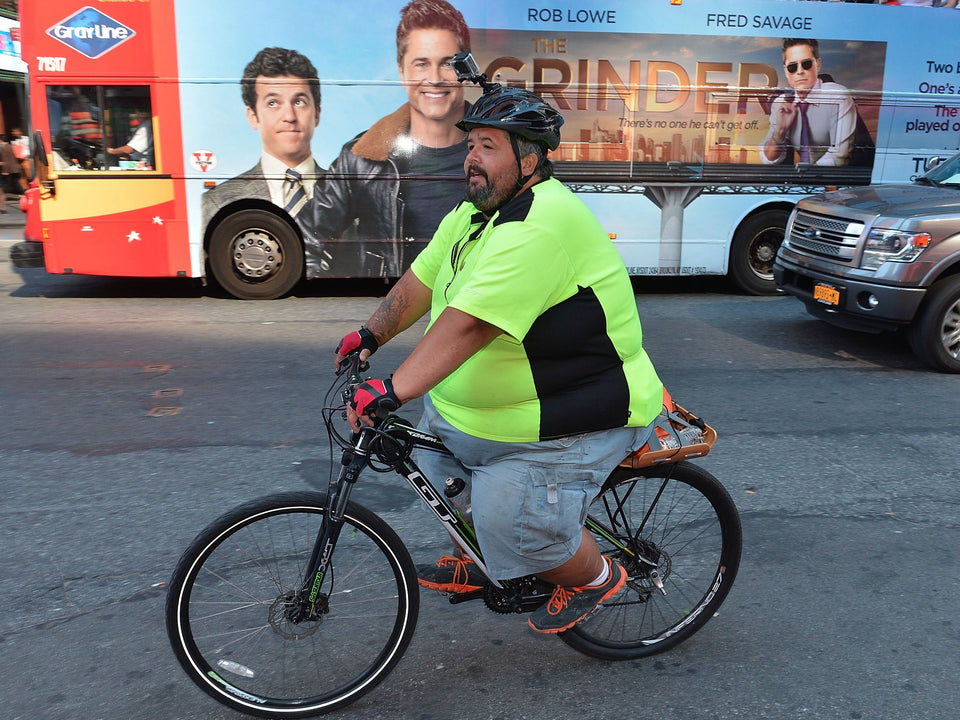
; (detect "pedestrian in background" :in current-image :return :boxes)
[10,128,31,191]
[0,135,21,212]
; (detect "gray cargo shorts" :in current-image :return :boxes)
[414,394,653,580]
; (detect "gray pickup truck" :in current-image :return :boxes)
[773,152,960,373]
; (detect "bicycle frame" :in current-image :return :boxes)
[296,411,657,616]
[298,416,488,612]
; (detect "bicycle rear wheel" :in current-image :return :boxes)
[560,461,741,660]
[166,491,419,718]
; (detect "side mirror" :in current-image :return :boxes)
[924,156,944,172]
[32,130,55,196]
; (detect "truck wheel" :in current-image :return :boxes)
[208,210,303,300]
[729,209,789,296]
[908,275,960,373]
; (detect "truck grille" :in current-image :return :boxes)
[787,210,863,263]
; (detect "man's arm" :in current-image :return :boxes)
[760,96,796,164]
[335,268,434,368]
[365,269,434,344]
[108,125,149,157]
[390,307,503,405]
[343,280,502,428]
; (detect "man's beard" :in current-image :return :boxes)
[465,165,518,213]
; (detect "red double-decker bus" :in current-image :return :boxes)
[13,0,960,299]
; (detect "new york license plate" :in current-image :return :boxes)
[813,283,840,306]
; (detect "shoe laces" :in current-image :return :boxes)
[436,554,475,591]
[546,585,577,616]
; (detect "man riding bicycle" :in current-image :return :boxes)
[336,71,664,633]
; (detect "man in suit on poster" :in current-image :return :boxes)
[202,47,324,233]
[760,38,858,167]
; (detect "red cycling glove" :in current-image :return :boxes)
[351,378,401,420]
[336,327,379,362]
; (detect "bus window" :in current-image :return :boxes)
[46,85,154,171]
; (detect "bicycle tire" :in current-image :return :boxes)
[560,461,741,660]
[165,491,419,718]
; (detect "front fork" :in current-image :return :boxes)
[291,429,372,621]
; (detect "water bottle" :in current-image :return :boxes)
[658,432,679,450]
[678,426,704,445]
[658,426,703,449]
[444,477,472,525]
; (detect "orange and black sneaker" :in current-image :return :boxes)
[527,556,627,634]
[416,553,486,594]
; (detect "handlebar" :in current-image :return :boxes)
[336,351,369,405]
[324,354,413,472]
[331,352,396,429]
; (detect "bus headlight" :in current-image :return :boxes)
[861,230,931,270]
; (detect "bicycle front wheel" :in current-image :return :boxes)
[165,491,419,718]
[561,461,741,660]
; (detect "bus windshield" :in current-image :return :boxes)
[47,85,154,171]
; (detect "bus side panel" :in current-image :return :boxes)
[24,0,191,278]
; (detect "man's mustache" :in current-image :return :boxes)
[466,164,487,181]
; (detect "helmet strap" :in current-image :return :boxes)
[493,134,537,210]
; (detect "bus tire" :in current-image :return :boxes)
[208,210,303,300]
[729,208,789,296]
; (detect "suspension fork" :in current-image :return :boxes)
[296,428,374,610]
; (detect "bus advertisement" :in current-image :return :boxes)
[13,0,960,299]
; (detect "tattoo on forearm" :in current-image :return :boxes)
[369,287,413,343]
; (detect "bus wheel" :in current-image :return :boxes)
[729,209,789,296]
[209,210,303,300]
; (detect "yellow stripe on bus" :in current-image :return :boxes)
[40,176,176,221]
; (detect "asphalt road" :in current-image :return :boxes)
[2,244,958,720]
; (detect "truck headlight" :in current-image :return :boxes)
[861,230,931,270]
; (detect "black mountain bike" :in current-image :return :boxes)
[166,354,742,718]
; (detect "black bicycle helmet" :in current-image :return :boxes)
[456,85,563,151]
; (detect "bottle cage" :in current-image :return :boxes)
[620,388,717,469]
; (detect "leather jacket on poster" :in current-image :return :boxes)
[301,102,469,277]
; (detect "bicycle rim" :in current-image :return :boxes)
[561,461,741,660]
[166,492,419,718]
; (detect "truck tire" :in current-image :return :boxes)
[729,209,789,296]
[208,209,303,300]
[908,275,960,373]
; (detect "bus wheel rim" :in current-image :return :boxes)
[231,229,282,279]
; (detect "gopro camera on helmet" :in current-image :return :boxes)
[452,51,501,94]
[451,51,483,84]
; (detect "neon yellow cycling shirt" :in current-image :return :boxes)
[411,177,663,443]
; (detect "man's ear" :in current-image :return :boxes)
[246,105,259,131]
[520,151,539,177]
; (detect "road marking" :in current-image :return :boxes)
[148,406,181,417]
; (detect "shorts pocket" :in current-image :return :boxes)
[517,466,589,557]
